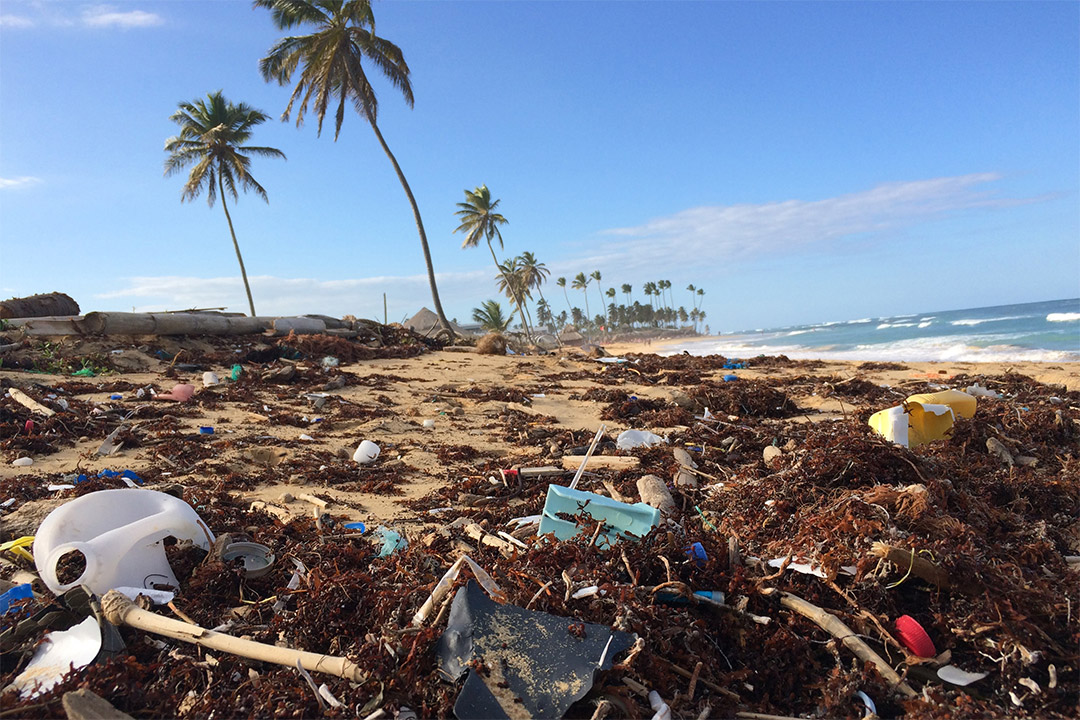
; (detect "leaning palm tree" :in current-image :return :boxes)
[589,270,607,324]
[453,185,528,336]
[164,90,285,317]
[256,0,453,334]
[571,272,591,321]
[471,299,512,333]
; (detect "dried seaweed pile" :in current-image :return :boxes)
[1,346,1077,719]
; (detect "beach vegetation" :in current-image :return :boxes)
[164,90,284,317]
[471,300,512,333]
[256,0,454,335]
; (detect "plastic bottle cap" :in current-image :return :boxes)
[895,615,936,657]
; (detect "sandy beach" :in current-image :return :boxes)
[1,331,1077,718]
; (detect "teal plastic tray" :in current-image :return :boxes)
[538,485,660,549]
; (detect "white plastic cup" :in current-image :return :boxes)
[353,440,380,464]
[423,419,435,429]
[202,371,220,387]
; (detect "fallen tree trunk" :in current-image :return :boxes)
[77,312,269,336]
[0,292,79,319]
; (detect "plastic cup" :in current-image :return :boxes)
[353,440,380,464]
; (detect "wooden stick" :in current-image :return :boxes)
[870,542,958,591]
[101,590,365,682]
[9,388,56,417]
[569,424,606,490]
[561,455,639,471]
[763,588,917,698]
[663,660,741,702]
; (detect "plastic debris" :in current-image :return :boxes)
[437,580,636,719]
[616,429,666,450]
[895,615,936,658]
[539,485,660,548]
[7,616,102,698]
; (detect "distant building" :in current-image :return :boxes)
[404,307,479,337]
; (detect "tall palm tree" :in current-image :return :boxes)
[556,276,574,319]
[621,283,632,306]
[471,299,512,332]
[517,251,550,304]
[164,90,285,317]
[495,257,532,336]
[255,0,453,334]
[453,184,528,337]
[643,281,657,312]
[696,287,705,311]
[571,272,591,321]
[605,287,616,325]
[589,270,606,323]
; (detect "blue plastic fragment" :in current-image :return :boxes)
[685,542,708,567]
[374,527,407,557]
[97,469,143,484]
[723,374,739,382]
[344,522,366,533]
[0,583,34,615]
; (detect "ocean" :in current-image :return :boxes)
[663,298,1080,363]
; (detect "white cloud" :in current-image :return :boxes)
[591,173,1019,272]
[81,5,162,28]
[93,269,491,323]
[0,14,34,28]
[0,176,41,190]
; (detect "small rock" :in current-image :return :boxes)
[637,474,676,516]
[763,445,783,467]
[674,468,698,488]
[279,492,295,503]
[986,437,1014,467]
[11,457,32,466]
[673,447,698,469]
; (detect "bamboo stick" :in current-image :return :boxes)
[101,590,365,682]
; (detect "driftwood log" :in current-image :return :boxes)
[101,590,365,682]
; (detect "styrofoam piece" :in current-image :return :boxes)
[8,616,101,698]
[538,485,659,549]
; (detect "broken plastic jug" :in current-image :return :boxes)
[34,488,215,596]
[868,389,976,448]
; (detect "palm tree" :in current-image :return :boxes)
[621,283,632,306]
[256,0,453,334]
[605,287,617,325]
[496,257,532,336]
[556,277,572,317]
[517,251,550,304]
[571,272,591,321]
[471,299,512,333]
[453,184,528,337]
[696,287,705,312]
[164,91,285,317]
[643,281,657,313]
[589,270,606,323]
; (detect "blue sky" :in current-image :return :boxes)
[1,0,1077,332]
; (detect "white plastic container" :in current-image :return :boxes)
[34,489,214,596]
[202,371,220,387]
[353,440,380,464]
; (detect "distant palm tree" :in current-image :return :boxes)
[255,0,453,334]
[471,299,512,332]
[621,283,632,306]
[605,287,617,325]
[696,287,705,311]
[556,277,572,317]
[517,251,550,304]
[453,184,528,336]
[590,270,605,323]
[164,90,285,317]
[495,257,532,336]
[572,272,591,321]
[643,281,657,312]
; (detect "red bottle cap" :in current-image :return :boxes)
[895,615,936,657]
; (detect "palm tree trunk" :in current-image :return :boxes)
[368,119,453,335]
[218,175,257,317]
